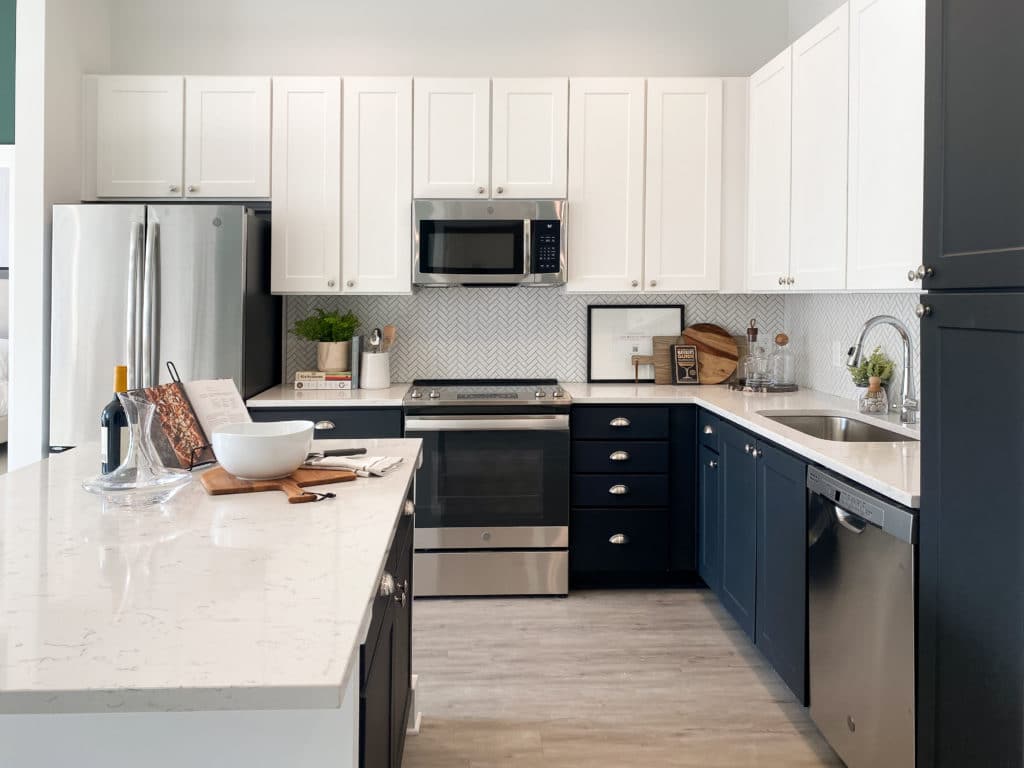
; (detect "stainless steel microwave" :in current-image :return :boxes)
[413,199,567,287]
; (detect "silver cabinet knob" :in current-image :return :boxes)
[751,448,762,458]
[787,276,795,285]
[187,184,196,193]
[608,533,630,545]
[314,420,336,430]
[403,499,415,517]
[744,443,753,454]
[708,460,718,468]
[477,186,486,194]
[168,184,179,193]
[631,280,639,288]
[327,279,336,288]
[650,280,657,287]
[496,186,504,194]
[379,571,396,598]
[346,280,355,288]
[609,484,629,495]
[394,578,409,607]
[609,450,630,462]
[609,417,631,428]
[916,303,932,318]
[908,264,934,282]
[778,276,786,286]
[703,424,714,435]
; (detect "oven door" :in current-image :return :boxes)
[405,414,569,549]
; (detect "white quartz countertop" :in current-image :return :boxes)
[248,384,411,408]
[0,438,422,715]
[563,384,920,507]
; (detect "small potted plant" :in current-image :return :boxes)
[847,345,895,395]
[290,308,359,372]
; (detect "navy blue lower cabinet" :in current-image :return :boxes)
[570,508,670,573]
[249,407,403,439]
[669,407,697,571]
[754,442,808,705]
[697,444,722,596]
[717,421,758,640]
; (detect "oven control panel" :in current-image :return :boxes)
[531,220,562,274]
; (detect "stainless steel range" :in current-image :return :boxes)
[404,379,571,597]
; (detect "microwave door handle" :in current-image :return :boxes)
[522,218,531,276]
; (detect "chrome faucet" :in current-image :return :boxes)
[847,315,918,424]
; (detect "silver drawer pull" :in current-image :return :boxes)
[394,579,410,607]
[708,460,718,469]
[379,571,396,598]
[609,417,631,428]
[608,533,629,545]
[609,451,630,462]
[609,484,629,495]
[314,420,336,431]
[703,424,714,435]
[403,499,415,517]
[744,443,753,454]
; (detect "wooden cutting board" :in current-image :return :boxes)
[682,324,740,384]
[201,467,358,504]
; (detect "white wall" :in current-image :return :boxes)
[10,0,109,469]
[788,0,845,41]
[107,0,789,76]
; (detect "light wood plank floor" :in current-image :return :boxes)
[404,589,841,768]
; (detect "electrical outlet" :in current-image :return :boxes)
[832,340,846,369]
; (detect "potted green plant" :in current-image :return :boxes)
[847,345,895,390]
[290,308,360,372]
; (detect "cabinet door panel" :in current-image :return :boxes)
[96,76,183,198]
[361,619,393,768]
[718,422,758,639]
[184,76,271,198]
[919,292,1024,766]
[669,406,698,571]
[644,78,723,292]
[790,6,848,291]
[270,77,342,294]
[343,77,413,295]
[922,0,1024,290]
[746,50,792,292]
[390,521,413,767]
[847,0,926,290]
[413,78,490,198]
[492,78,568,198]
[566,78,646,293]
[755,442,807,704]
[698,444,722,594]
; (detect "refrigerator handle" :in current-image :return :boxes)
[141,220,159,388]
[126,222,143,389]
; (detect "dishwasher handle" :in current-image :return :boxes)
[835,507,868,534]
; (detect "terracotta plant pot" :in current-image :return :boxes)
[316,340,351,372]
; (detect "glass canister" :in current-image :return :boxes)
[769,333,796,388]
[858,376,890,415]
[742,319,770,388]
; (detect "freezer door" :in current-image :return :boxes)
[50,204,146,448]
[145,205,246,387]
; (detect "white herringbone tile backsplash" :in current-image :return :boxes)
[284,290,785,383]
[784,293,921,401]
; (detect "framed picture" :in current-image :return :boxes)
[587,304,685,382]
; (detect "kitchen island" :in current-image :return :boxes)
[0,437,421,768]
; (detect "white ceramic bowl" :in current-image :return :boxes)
[212,421,314,480]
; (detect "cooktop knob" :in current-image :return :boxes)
[552,387,564,398]
[429,389,441,399]
[409,389,422,399]
[535,390,546,398]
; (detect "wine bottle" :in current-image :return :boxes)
[100,365,129,474]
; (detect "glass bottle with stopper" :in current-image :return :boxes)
[768,332,797,391]
[742,319,770,389]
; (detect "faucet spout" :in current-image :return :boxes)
[847,315,918,423]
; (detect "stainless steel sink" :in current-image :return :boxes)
[758,412,919,443]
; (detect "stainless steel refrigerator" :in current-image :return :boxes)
[50,204,280,449]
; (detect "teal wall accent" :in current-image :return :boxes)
[0,0,13,144]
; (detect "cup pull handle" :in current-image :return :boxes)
[609,451,630,462]
[609,484,629,495]
[314,420,336,431]
[609,533,629,545]
[609,417,631,428]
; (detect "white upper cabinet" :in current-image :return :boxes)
[746,49,793,292]
[846,0,926,290]
[790,4,849,290]
[567,78,646,293]
[342,77,413,295]
[96,76,184,198]
[644,78,723,292]
[491,78,568,198]
[413,78,490,198]
[184,77,271,198]
[270,77,342,294]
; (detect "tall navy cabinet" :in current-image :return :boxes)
[717,421,757,640]
[919,1,1024,764]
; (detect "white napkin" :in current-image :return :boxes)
[303,455,404,477]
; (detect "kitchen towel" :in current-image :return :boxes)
[303,455,404,477]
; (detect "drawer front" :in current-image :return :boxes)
[572,406,669,441]
[698,409,720,451]
[572,441,669,474]
[571,508,669,572]
[250,407,403,439]
[573,474,669,508]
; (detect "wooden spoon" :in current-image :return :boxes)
[382,325,397,352]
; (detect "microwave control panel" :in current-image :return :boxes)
[531,220,562,274]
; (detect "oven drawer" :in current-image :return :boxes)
[414,550,568,596]
[698,409,721,452]
[572,441,668,474]
[572,474,669,508]
[572,407,669,441]
[571,508,669,572]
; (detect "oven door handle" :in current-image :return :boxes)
[405,414,569,432]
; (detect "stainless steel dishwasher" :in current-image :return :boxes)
[807,466,916,768]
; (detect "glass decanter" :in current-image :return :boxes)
[742,319,770,389]
[83,391,192,507]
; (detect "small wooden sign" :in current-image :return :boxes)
[671,344,700,384]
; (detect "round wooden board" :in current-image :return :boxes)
[682,324,739,384]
